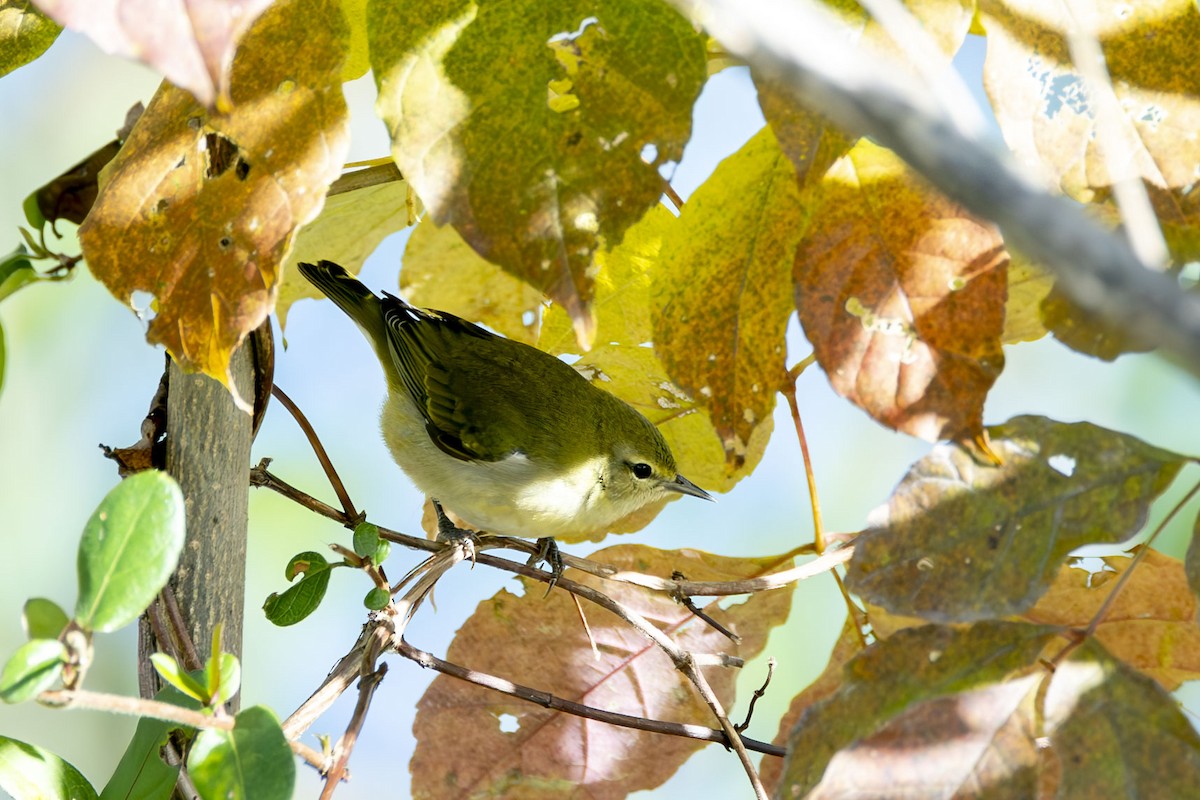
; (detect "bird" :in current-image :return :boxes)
[297,260,711,545]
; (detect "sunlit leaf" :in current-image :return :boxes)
[979,0,1200,265]
[278,167,413,329]
[401,217,545,345]
[0,639,66,703]
[652,126,802,473]
[0,0,61,78]
[75,471,185,633]
[78,0,350,397]
[411,545,794,798]
[794,139,1007,441]
[0,246,38,302]
[34,0,274,107]
[188,706,294,800]
[1027,548,1200,690]
[0,735,97,800]
[1045,639,1200,797]
[150,653,208,703]
[369,0,706,345]
[1002,251,1054,344]
[778,622,1053,798]
[847,415,1187,621]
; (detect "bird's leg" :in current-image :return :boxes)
[528,537,565,595]
[432,499,480,565]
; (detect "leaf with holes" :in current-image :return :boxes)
[79,0,349,400]
[794,140,1007,441]
[410,545,794,798]
[1026,549,1200,690]
[369,0,706,347]
[847,415,1187,622]
[34,0,273,107]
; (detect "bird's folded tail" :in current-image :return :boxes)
[297,260,388,350]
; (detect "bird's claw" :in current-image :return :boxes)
[433,499,480,566]
[528,537,564,596]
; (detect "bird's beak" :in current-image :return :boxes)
[664,473,714,501]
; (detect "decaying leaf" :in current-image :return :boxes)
[79,0,350,399]
[0,0,61,78]
[369,0,706,347]
[847,415,1186,621]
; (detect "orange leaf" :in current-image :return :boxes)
[79,0,349,398]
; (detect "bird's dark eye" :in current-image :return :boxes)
[631,463,653,480]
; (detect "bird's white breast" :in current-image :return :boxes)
[379,393,608,537]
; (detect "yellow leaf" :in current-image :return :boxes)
[400,217,544,345]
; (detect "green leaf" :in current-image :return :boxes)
[369,0,706,345]
[352,521,380,558]
[372,539,391,565]
[0,0,63,79]
[149,653,207,703]
[1047,639,1200,797]
[206,653,241,708]
[22,189,45,229]
[0,638,66,703]
[263,551,333,626]
[22,597,69,640]
[779,622,1055,797]
[0,320,5,395]
[0,245,38,302]
[187,706,294,800]
[75,471,185,633]
[847,415,1188,621]
[363,587,390,610]
[0,735,97,800]
[100,685,200,800]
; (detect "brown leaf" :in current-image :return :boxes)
[1026,548,1200,690]
[760,616,863,795]
[1039,284,1155,360]
[79,0,349,397]
[794,140,1007,441]
[410,545,794,799]
[847,415,1187,622]
[35,0,273,107]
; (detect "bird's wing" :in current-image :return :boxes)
[380,294,518,463]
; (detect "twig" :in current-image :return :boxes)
[281,633,370,741]
[319,624,391,799]
[678,656,767,798]
[38,688,328,770]
[270,385,359,520]
[394,639,785,756]
[736,657,775,733]
[673,571,740,643]
[160,586,203,672]
[783,368,867,648]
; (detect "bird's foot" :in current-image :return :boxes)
[432,499,480,565]
[527,537,564,595]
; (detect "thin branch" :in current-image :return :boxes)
[270,385,359,521]
[667,0,1200,374]
[394,639,785,757]
[736,657,775,733]
[1062,0,1168,269]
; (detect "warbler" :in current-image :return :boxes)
[298,260,711,542]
